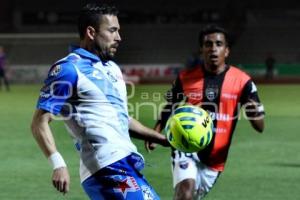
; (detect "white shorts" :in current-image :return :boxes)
[171,150,220,199]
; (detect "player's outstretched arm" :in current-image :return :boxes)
[31,109,70,194]
[129,118,170,148]
[144,103,174,152]
[144,121,164,152]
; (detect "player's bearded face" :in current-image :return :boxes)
[202,33,229,70]
[94,15,121,61]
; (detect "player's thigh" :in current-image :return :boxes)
[195,164,220,199]
[82,174,160,200]
[82,155,160,200]
[174,178,196,200]
[171,151,198,188]
[82,175,106,200]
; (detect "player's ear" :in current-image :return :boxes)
[225,47,230,58]
[86,26,96,40]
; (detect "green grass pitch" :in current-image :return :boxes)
[0,84,299,200]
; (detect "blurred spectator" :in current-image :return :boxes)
[265,53,276,79]
[0,46,10,91]
[185,52,203,69]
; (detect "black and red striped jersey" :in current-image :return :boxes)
[161,64,264,171]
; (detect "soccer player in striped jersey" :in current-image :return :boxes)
[146,24,265,200]
[31,3,168,200]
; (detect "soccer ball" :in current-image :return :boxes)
[165,105,213,153]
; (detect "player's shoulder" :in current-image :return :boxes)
[228,65,251,81]
[54,53,81,67]
[47,54,79,80]
[179,64,203,78]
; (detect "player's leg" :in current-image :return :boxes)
[81,175,106,200]
[130,171,160,200]
[194,162,220,199]
[82,153,160,200]
[123,152,160,199]
[171,150,198,200]
[174,179,196,200]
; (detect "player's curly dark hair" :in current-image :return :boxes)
[198,24,231,48]
[78,2,119,39]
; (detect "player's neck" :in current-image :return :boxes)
[80,41,109,62]
[204,64,227,75]
[80,41,94,54]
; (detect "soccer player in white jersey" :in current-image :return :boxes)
[31,3,169,200]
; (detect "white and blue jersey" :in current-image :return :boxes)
[37,46,142,182]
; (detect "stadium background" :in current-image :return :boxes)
[0,0,300,199]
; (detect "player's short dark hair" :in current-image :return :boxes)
[198,24,231,47]
[78,3,119,39]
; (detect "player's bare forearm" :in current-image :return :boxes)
[31,109,58,157]
[31,109,70,194]
[154,119,164,132]
[144,103,174,151]
[129,118,169,146]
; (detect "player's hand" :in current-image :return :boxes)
[160,136,171,147]
[52,167,70,194]
[145,140,158,152]
[145,137,170,152]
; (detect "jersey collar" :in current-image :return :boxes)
[70,45,100,62]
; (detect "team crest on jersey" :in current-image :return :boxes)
[49,65,61,77]
[205,86,219,101]
[141,185,155,200]
[113,176,140,198]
